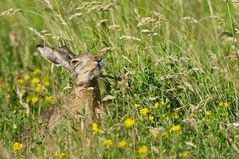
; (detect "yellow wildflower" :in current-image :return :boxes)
[151,128,159,138]
[223,102,229,108]
[31,96,39,104]
[13,124,18,129]
[140,108,149,116]
[103,139,112,148]
[138,145,148,155]
[172,112,179,119]
[12,142,23,152]
[149,116,154,121]
[45,96,54,104]
[31,78,40,84]
[161,132,169,138]
[180,150,189,158]
[218,101,223,107]
[26,97,30,103]
[154,102,159,108]
[17,79,25,85]
[117,140,127,148]
[221,112,228,116]
[218,101,229,108]
[170,125,181,132]
[53,152,66,158]
[155,99,168,108]
[92,123,100,134]
[160,99,165,106]
[205,111,212,116]
[124,118,136,128]
[35,85,44,92]
[152,133,159,138]
[33,69,42,75]
[43,81,50,87]
[42,76,50,86]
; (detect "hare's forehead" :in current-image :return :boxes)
[81,53,96,58]
[82,54,100,62]
[75,55,97,67]
[79,54,97,61]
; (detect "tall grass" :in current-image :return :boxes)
[0,0,239,158]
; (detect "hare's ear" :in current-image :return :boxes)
[56,46,76,59]
[36,44,75,72]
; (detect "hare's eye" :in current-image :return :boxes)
[71,59,81,67]
[94,56,102,62]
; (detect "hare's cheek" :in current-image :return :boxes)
[88,72,96,80]
[94,68,103,76]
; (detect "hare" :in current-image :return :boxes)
[26,45,106,153]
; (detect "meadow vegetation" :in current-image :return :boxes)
[0,0,239,158]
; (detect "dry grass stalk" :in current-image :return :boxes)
[56,14,67,26]
[97,19,108,27]
[209,15,224,24]
[16,87,30,116]
[181,17,199,23]
[44,0,54,11]
[68,13,83,20]
[120,35,141,41]
[0,142,12,159]
[109,24,121,30]
[235,28,239,35]
[137,17,157,27]
[99,47,112,55]
[52,35,73,41]
[0,8,21,17]
[28,27,45,40]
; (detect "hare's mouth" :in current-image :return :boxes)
[94,58,103,76]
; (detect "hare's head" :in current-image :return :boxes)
[36,45,103,85]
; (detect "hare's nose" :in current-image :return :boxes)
[95,56,103,67]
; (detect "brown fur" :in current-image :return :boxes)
[24,45,105,155]
[45,78,103,132]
